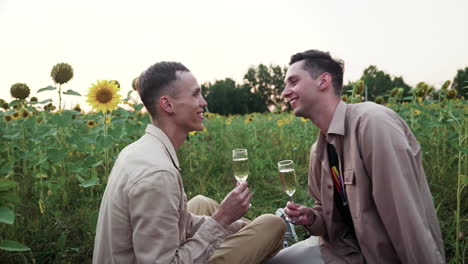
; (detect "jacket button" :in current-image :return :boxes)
[328,185,332,189]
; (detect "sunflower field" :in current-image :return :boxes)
[0,78,467,263]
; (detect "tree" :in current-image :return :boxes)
[243,64,289,111]
[360,65,411,101]
[201,78,267,115]
[452,67,468,98]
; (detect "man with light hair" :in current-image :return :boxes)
[93,61,285,264]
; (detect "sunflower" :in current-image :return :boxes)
[226,118,232,125]
[86,80,121,113]
[21,109,30,119]
[87,120,97,128]
[3,115,12,122]
[12,111,21,120]
[277,119,285,127]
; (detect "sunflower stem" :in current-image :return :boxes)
[104,111,109,182]
[58,83,62,111]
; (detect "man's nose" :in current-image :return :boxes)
[200,96,208,107]
[281,86,291,98]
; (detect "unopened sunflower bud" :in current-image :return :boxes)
[51,63,74,84]
[10,83,30,99]
[375,96,384,104]
[132,77,139,91]
[441,80,451,91]
[354,81,365,95]
[390,88,399,98]
[446,89,457,99]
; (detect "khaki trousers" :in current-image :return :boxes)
[187,195,286,264]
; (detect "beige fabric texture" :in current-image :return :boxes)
[305,101,445,263]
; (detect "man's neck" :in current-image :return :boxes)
[309,98,340,135]
[152,120,186,151]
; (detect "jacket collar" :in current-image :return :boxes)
[145,124,181,171]
[326,101,346,138]
[316,101,348,157]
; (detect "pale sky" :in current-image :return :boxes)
[1,0,467,110]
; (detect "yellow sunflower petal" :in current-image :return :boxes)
[86,80,122,113]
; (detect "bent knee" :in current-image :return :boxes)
[255,214,286,237]
[190,194,209,203]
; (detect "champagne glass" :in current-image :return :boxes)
[232,149,249,183]
[233,149,251,207]
[278,160,300,222]
[278,160,297,202]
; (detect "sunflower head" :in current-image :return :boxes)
[73,104,82,112]
[390,88,399,98]
[87,120,97,128]
[277,119,285,127]
[86,80,122,113]
[21,109,30,119]
[10,83,30,99]
[12,111,21,120]
[3,115,12,122]
[415,82,428,97]
[30,97,38,102]
[44,103,56,112]
[1,102,8,110]
[132,77,139,91]
[110,80,120,88]
[375,96,385,105]
[51,63,74,84]
[441,80,451,91]
[446,89,457,100]
[353,81,365,96]
[341,95,348,102]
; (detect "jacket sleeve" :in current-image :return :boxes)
[305,143,328,236]
[304,200,327,236]
[128,171,227,264]
[359,110,445,264]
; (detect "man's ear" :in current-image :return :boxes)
[318,72,332,91]
[159,96,174,115]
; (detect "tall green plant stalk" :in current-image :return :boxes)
[103,111,110,181]
[448,107,466,264]
[58,84,62,111]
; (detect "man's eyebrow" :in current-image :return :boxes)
[284,75,296,85]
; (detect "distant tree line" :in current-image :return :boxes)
[202,64,468,115]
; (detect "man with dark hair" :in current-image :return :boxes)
[273,49,445,263]
[93,61,285,264]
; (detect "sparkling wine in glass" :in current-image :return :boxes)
[232,149,249,183]
[278,160,297,202]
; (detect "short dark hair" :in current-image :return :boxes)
[137,61,190,117]
[290,50,344,96]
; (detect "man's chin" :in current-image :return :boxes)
[194,125,204,131]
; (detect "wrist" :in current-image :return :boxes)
[211,210,231,229]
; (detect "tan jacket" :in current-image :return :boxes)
[93,125,228,264]
[306,101,445,264]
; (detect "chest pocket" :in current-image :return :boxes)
[343,168,360,220]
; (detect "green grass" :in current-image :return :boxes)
[0,98,466,263]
